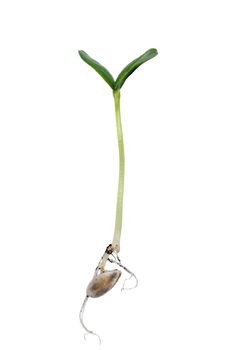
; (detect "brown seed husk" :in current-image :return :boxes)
[86,269,121,298]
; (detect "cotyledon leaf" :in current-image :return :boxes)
[114,48,158,90]
[78,50,115,89]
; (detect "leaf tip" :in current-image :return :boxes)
[78,50,85,58]
[148,48,158,57]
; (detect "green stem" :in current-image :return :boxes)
[112,90,125,253]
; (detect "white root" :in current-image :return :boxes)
[79,295,101,345]
[108,253,138,291]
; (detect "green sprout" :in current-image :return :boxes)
[78,48,158,343]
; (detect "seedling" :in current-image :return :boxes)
[78,48,158,343]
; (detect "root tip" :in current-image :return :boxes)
[84,331,101,345]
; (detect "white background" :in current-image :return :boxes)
[0,0,228,349]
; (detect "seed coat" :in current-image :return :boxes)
[86,269,121,298]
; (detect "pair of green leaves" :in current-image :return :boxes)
[78,48,158,91]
